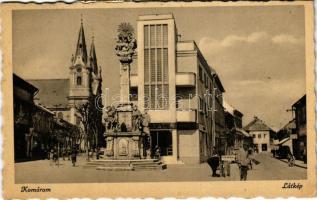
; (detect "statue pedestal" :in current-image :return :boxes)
[105,132,147,159]
[104,102,150,160]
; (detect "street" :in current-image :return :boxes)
[15,153,306,183]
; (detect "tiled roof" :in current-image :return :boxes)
[244,116,273,132]
[28,79,69,109]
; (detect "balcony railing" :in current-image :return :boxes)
[176,110,196,122]
[176,72,196,87]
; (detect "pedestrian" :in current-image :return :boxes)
[248,147,253,170]
[207,147,220,177]
[61,147,66,161]
[287,149,295,167]
[154,145,161,160]
[49,148,54,166]
[67,146,71,161]
[52,147,58,165]
[96,147,100,160]
[237,145,251,181]
[71,146,77,167]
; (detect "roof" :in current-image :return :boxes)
[244,116,273,132]
[13,74,38,94]
[35,104,55,115]
[292,94,306,108]
[27,79,69,109]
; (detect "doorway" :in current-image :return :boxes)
[150,131,173,156]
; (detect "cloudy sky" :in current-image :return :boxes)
[13,6,306,130]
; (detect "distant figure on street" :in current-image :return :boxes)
[287,149,295,167]
[96,147,100,160]
[52,148,58,165]
[154,145,161,160]
[62,147,67,161]
[248,147,253,170]
[237,145,251,181]
[207,147,220,177]
[71,147,77,167]
[67,147,71,160]
[49,148,54,166]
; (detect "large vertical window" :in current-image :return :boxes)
[144,24,169,110]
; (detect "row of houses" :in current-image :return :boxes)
[14,74,81,162]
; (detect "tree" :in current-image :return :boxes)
[75,96,102,160]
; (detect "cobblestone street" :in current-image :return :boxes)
[15,153,306,183]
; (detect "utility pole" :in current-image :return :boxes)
[212,84,216,149]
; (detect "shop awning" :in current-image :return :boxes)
[276,137,290,145]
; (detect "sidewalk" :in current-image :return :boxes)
[276,158,307,169]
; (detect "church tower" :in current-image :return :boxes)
[89,35,102,97]
[68,19,92,125]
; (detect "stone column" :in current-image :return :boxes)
[120,63,130,103]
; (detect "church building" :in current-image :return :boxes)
[29,19,103,148]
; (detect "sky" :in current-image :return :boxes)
[13,6,306,130]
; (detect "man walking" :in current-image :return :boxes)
[237,145,251,181]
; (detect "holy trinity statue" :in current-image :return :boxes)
[115,22,137,68]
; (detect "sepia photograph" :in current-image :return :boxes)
[2,1,316,198]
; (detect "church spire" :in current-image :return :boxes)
[74,16,88,65]
[89,34,98,74]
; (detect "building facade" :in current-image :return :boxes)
[244,116,275,153]
[14,74,80,162]
[224,101,252,154]
[13,74,39,161]
[275,119,297,155]
[292,94,306,162]
[130,14,225,164]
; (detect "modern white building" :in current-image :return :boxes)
[130,14,225,164]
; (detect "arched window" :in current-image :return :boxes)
[77,76,82,86]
